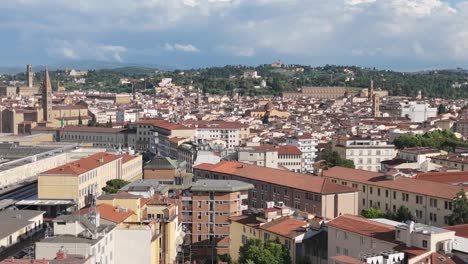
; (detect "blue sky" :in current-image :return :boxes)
[1,0,468,70]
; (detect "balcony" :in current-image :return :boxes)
[240,205,249,211]
[240,194,248,200]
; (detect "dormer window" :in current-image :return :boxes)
[422,240,428,248]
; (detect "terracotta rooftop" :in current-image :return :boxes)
[41,152,121,175]
[193,161,357,195]
[259,216,308,239]
[327,214,396,243]
[443,224,468,239]
[329,255,365,264]
[415,171,468,185]
[323,166,461,200]
[76,203,134,224]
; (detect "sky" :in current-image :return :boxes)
[1,0,468,70]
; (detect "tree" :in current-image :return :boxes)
[106,116,113,128]
[102,179,130,194]
[362,207,385,218]
[322,144,355,169]
[239,239,291,264]
[387,206,414,222]
[438,104,447,115]
[448,187,468,225]
[88,115,98,127]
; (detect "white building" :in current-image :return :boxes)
[400,102,437,123]
[238,145,303,172]
[333,136,396,172]
[36,213,115,264]
[286,133,318,173]
[183,121,249,150]
[116,110,139,123]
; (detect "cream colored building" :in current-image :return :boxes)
[38,152,142,208]
[322,166,462,227]
[333,136,396,172]
[327,214,456,264]
[229,207,313,264]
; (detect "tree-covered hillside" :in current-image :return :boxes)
[2,64,468,98]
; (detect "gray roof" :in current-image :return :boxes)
[40,235,99,245]
[144,157,186,170]
[191,179,254,192]
[0,209,44,239]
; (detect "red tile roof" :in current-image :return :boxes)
[329,255,365,264]
[327,214,396,243]
[76,203,134,224]
[260,216,308,238]
[41,152,121,175]
[443,224,468,238]
[193,161,357,194]
[415,171,468,185]
[322,166,461,200]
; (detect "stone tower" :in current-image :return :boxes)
[42,68,53,122]
[27,64,34,88]
[372,94,380,118]
[368,79,374,100]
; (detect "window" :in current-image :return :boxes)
[416,195,423,204]
[360,236,365,245]
[370,187,373,194]
[344,248,349,256]
[362,186,366,193]
[402,193,409,202]
[336,246,341,254]
[385,190,389,198]
[430,198,438,208]
[422,240,428,248]
[393,191,396,199]
[264,233,270,241]
[362,198,366,206]
[445,201,452,210]
[377,188,381,196]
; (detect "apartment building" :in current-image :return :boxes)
[238,145,303,172]
[193,161,359,219]
[380,147,445,172]
[327,214,456,263]
[35,212,115,264]
[454,119,468,137]
[0,210,44,251]
[32,126,137,150]
[180,179,253,258]
[286,133,318,173]
[321,166,462,226]
[96,192,183,264]
[400,102,437,123]
[38,152,142,208]
[430,154,468,171]
[183,121,250,150]
[229,207,314,264]
[333,136,396,172]
[129,119,195,154]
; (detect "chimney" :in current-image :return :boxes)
[56,247,67,260]
[99,157,104,163]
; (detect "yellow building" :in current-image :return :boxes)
[229,207,311,264]
[38,152,142,208]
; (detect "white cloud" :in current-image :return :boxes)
[47,39,127,62]
[164,43,200,52]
